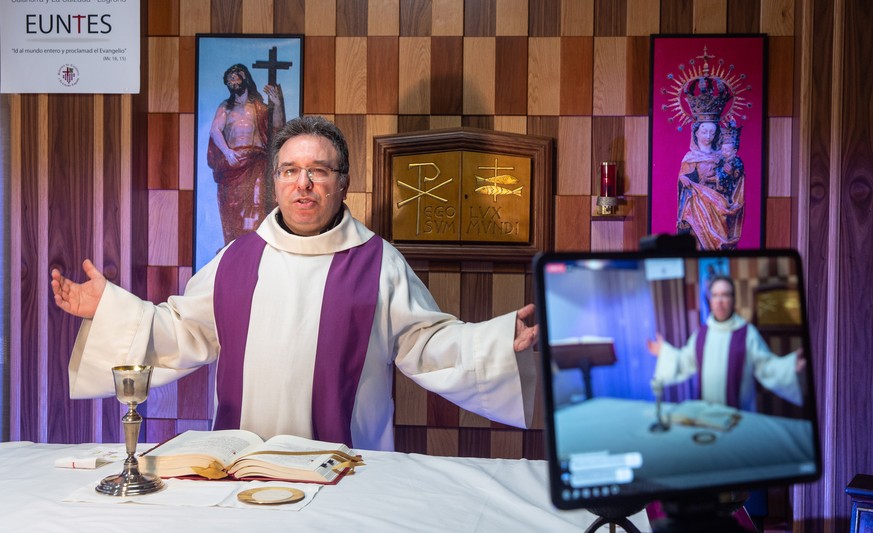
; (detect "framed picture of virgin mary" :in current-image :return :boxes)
[648,35,766,250]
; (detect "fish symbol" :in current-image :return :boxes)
[475,174,519,185]
[475,185,524,201]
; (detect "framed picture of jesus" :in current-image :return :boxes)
[648,35,766,250]
[194,35,303,271]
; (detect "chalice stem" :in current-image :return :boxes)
[122,407,142,458]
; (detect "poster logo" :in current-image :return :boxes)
[58,64,80,87]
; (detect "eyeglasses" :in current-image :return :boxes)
[274,165,342,183]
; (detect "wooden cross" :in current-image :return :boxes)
[252,46,293,86]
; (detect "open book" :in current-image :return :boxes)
[669,400,742,431]
[139,429,363,484]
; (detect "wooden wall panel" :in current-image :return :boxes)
[149,0,180,35]
[394,370,427,425]
[494,115,526,133]
[399,0,429,36]
[369,0,399,36]
[336,37,368,113]
[491,272,525,317]
[178,114,195,190]
[460,269,492,323]
[274,0,306,33]
[365,114,397,192]
[496,0,528,36]
[243,0,275,33]
[660,0,694,33]
[726,0,760,33]
[463,37,496,114]
[529,0,560,37]
[559,36,593,115]
[459,427,490,457]
[624,116,649,195]
[626,0,659,35]
[622,193,649,248]
[148,113,180,189]
[625,36,649,115]
[427,391,459,427]
[305,0,336,35]
[431,0,464,36]
[592,37,626,116]
[595,0,626,36]
[180,0,211,35]
[148,38,180,113]
[178,190,194,266]
[766,197,791,247]
[832,2,873,529]
[495,37,528,114]
[398,37,431,114]
[555,195,590,251]
[178,37,196,114]
[338,0,368,36]
[303,36,337,113]
[768,117,792,196]
[430,36,463,115]
[557,116,591,195]
[464,0,497,36]
[46,96,94,443]
[148,190,179,266]
[528,38,560,116]
[212,0,243,32]
[427,428,459,456]
[368,37,399,113]
[769,35,795,117]
[491,429,523,459]
[693,0,726,33]
[561,0,594,36]
[762,0,794,35]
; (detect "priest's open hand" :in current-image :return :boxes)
[513,303,539,352]
[646,333,665,356]
[50,259,107,319]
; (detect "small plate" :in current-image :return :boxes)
[237,486,305,505]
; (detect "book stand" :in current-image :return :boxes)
[551,342,617,400]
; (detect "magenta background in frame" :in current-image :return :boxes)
[649,36,765,249]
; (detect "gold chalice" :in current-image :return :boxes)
[95,365,165,496]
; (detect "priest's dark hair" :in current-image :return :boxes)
[706,275,735,298]
[270,116,351,190]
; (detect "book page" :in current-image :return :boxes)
[148,429,264,466]
[226,434,353,480]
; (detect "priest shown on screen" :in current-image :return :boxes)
[646,275,805,412]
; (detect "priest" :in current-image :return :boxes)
[51,116,539,451]
[646,275,805,412]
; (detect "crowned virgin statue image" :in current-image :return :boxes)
[675,72,746,250]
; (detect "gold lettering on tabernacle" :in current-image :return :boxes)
[392,152,461,241]
[391,151,531,244]
[461,152,530,243]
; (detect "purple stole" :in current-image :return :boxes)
[212,231,383,446]
[695,324,748,408]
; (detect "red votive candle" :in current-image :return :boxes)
[600,161,618,197]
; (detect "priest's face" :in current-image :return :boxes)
[273,134,347,236]
[709,279,735,322]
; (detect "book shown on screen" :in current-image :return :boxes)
[139,429,363,484]
[669,400,742,431]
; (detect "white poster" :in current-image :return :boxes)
[0,0,140,94]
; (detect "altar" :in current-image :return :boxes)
[0,441,651,532]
